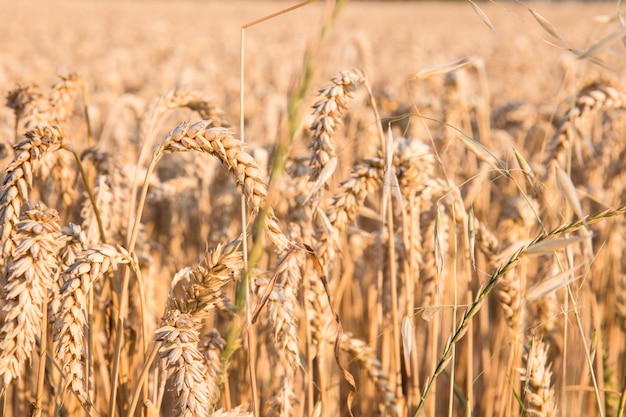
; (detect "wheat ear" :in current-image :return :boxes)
[52,244,131,407]
[340,333,398,416]
[0,205,63,386]
[0,126,64,259]
[155,310,212,417]
[157,121,290,252]
[521,339,557,417]
[544,82,626,170]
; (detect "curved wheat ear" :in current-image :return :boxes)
[155,310,212,417]
[544,82,626,170]
[521,339,557,417]
[47,73,82,126]
[158,121,290,252]
[52,244,131,407]
[340,333,398,417]
[0,126,64,258]
[5,83,47,136]
[308,69,365,184]
[0,205,62,386]
[167,240,243,315]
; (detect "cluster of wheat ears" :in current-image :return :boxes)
[2,2,626,417]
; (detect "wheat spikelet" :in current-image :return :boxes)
[5,83,48,136]
[0,126,64,259]
[308,69,365,184]
[155,309,211,417]
[49,223,87,320]
[52,244,131,406]
[139,89,231,144]
[340,332,397,416]
[411,179,453,317]
[47,73,82,126]
[418,202,449,319]
[166,240,242,315]
[0,204,62,386]
[521,339,557,417]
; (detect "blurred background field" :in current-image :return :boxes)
[1,1,626,417]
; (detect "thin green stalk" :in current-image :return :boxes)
[414,205,626,416]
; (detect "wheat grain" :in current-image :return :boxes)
[545,81,626,170]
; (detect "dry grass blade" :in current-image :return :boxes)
[411,56,475,80]
[469,0,498,36]
[528,7,571,48]
[577,28,626,59]
[525,265,582,301]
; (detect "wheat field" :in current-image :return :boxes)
[1,1,626,416]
